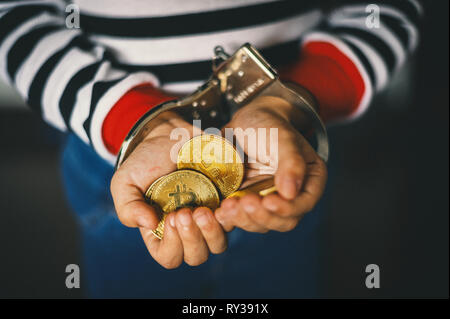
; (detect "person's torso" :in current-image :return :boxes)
[74,0,324,93]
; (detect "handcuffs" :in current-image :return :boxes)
[115,43,329,170]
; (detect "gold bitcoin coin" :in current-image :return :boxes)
[145,170,220,239]
[144,176,168,239]
[144,175,166,199]
[226,177,277,199]
[150,213,167,239]
[177,134,244,197]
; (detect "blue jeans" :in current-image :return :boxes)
[61,134,327,298]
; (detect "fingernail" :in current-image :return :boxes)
[169,214,176,228]
[195,213,209,227]
[216,216,225,227]
[244,204,255,213]
[178,213,191,228]
[264,202,278,212]
[282,178,297,199]
[215,209,225,226]
[222,199,236,210]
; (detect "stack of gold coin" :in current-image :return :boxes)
[177,134,244,197]
[145,170,220,239]
[144,134,277,239]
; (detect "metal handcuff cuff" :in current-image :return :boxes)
[115,43,329,170]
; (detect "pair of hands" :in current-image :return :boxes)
[110,95,327,269]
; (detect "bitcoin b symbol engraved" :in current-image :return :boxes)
[168,184,198,208]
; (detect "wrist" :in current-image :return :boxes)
[142,111,193,141]
[102,83,174,155]
[279,40,366,123]
[281,82,319,132]
[235,90,317,133]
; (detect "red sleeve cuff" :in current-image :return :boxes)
[102,83,174,155]
[279,41,366,123]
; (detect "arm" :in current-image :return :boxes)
[281,0,423,122]
[0,1,226,268]
[218,0,423,233]
[0,1,165,164]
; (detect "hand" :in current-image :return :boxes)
[110,111,227,269]
[216,95,327,233]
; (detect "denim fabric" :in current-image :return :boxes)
[60,134,326,298]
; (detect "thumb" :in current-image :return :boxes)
[274,134,306,200]
[111,172,160,229]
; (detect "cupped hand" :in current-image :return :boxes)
[216,95,327,233]
[110,111,227,269]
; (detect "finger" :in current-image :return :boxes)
[292,159,328,213]
[214,208,235,232]
[215,198,239,232]
[139,213,184,269]
[175,208,209,266]
[263,194,312,218]
[110,168,160,229]
[261,193,297,217]
[192,207,227,254]
[262,160,327,217]
[111,172,160,229]
[274,132,307,201]
[217,198,269,233]
[240,194,299,232]
[223,198,269,233]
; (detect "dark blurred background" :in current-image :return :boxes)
[0,1,448,298]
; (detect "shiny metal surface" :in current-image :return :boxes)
[116,43,329,170]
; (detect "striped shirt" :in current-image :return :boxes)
[0,0,422,164]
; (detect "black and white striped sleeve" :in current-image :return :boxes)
[0,0,159,164]
[301,0,423,120]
